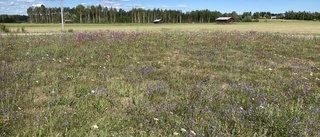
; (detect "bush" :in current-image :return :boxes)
[252,19,260,22]
[68,28,74,33]
[21,27,27,33]
[0,24,10,33]
[242,16,252,22]
[16,27,21,33]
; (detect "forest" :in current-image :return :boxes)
[0,4,320,23]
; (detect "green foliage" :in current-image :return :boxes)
[242,16,253,22]
[253,19,260,22]
[0,30,319,136]
[0,24,10,33]
[21,27,27,33]
[68,28,74,33]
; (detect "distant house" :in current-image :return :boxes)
[271,16,277,19]
[64,20,72,24]
[153,19,163,24]
[216,17,234,24]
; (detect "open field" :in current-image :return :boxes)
[1,28,320,136]
[3,20,320,35]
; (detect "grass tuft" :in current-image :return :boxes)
[0,30,319,136]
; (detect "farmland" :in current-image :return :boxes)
[2,20,320,34]
[0,21,320,136]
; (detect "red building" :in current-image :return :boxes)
[216,17,234,24]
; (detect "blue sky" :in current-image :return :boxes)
[0,0,319,15]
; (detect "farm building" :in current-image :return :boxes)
[153,19,163,24]
[64,20,72,23]
[215,17,234,24]
[271,16,277,19]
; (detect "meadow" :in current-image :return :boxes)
[3,20,320,34]
[0,22,320,136]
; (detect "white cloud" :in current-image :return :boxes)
[126,4,144,8]
[10,2,19,6]
[177,5,188,8]
[32,3,44,7]
[17,0,35,3]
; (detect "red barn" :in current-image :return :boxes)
[216,17,234,24]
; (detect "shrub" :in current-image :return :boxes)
[252,19,260,22]
[242,16,252,22]
[68,28,74,33]
[21,27,27,33]
[0,24,10,33]
[16,27,21,33]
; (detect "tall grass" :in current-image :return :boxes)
[0,30,319,136]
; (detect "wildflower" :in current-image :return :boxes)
[268,68,272,71]
[91,90,95,93]
[173,132,179,135]
[181,128,187,132]
[310,72,313,76]
[259,105,264,109]
[91,124,98,129]
[153,118,159,121]
[190,130,196,135]
[306,85,311,91]
[240,107,244,110]
[36,81,39,83]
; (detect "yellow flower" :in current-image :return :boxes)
[91,124,98,129]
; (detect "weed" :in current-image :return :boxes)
[0,30,319,136]
[0,24,10,33]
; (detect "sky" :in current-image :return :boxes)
[0,0,319,15]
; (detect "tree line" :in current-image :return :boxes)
[0,15,28,23]
[1,4,320,23]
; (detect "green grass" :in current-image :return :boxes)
[0,30,320,136]
[3,20,320,34]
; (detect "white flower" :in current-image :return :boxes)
[36,81,39,83]
[240,107,244,110]
[153,118,159,121]
[310,72,313,76]
[181,128,187,132]
[91,124,98,129]
[91,90,95,93]
[259,106,264,109]
[173,132,179,135]
[190,130,196,135]
[268,68,272,71]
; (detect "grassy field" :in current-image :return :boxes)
[1,23,320,136]
[3,20,320,34]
